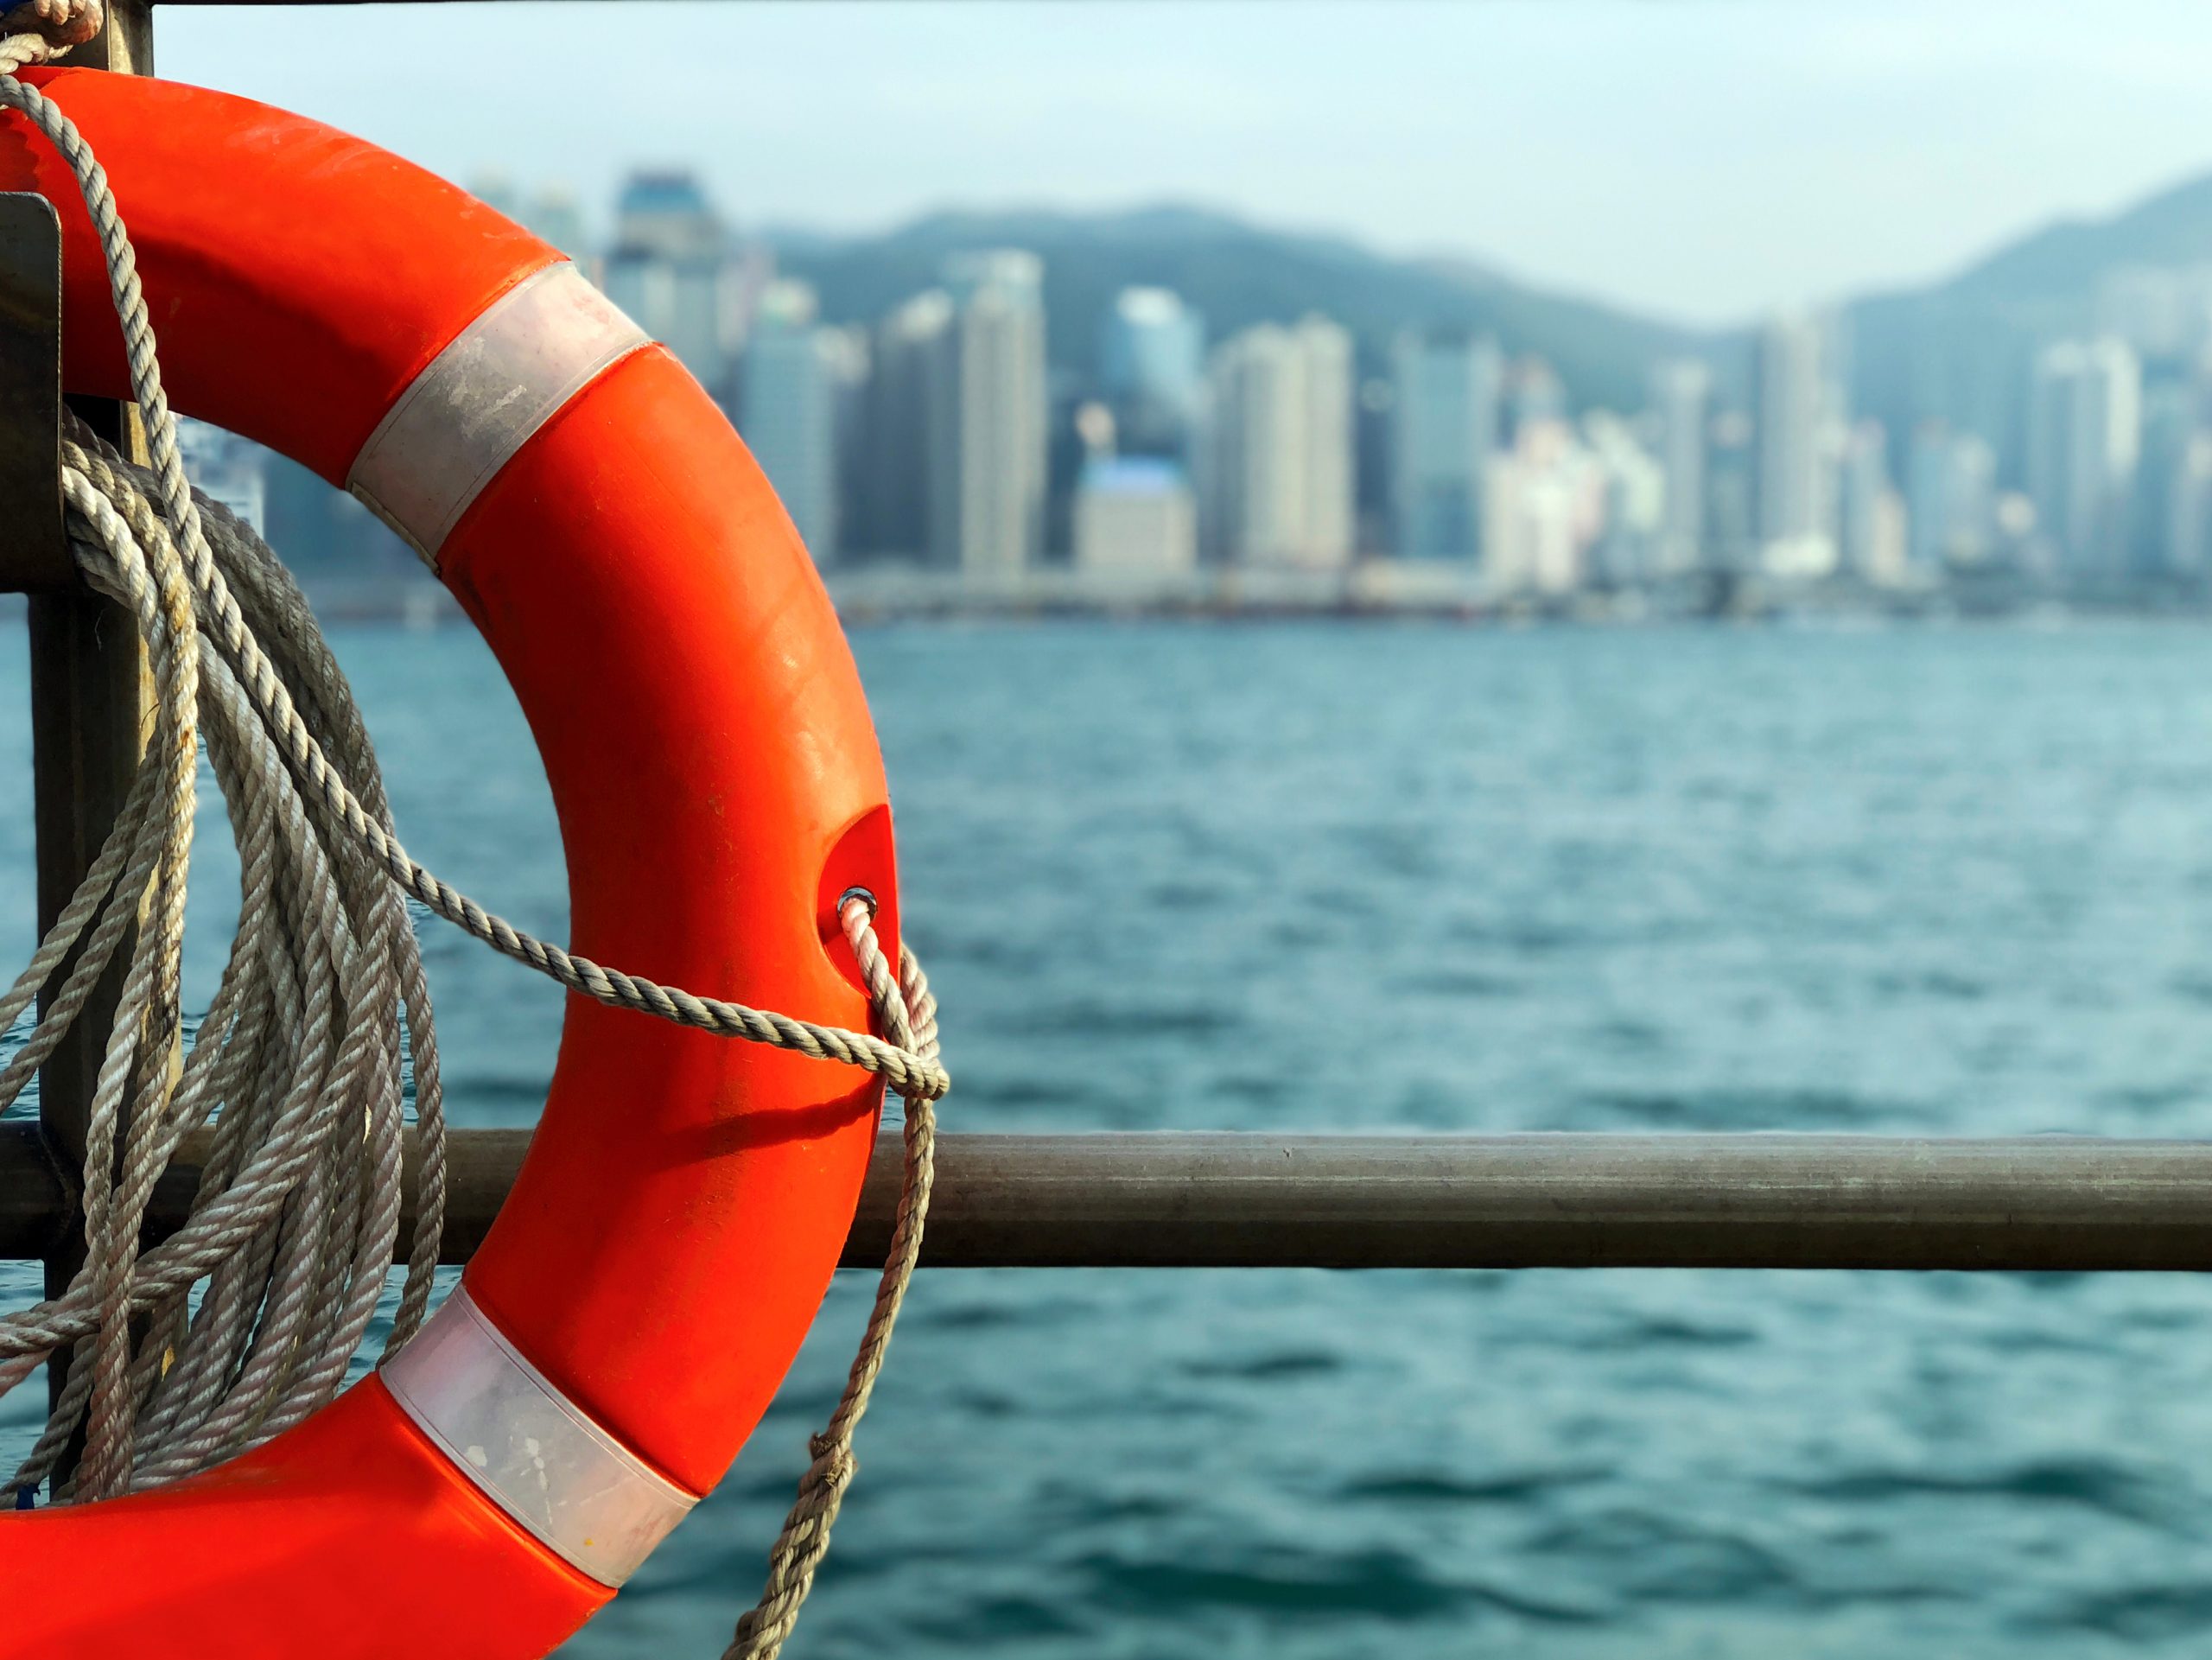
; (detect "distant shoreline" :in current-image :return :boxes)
[10,573,2212,632]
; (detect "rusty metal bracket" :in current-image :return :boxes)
[0,190,66,594]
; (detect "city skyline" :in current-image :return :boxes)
[213,153,2212,613]
[632,163,2212,597]
[159,1,2212,328]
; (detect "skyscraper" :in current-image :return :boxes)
[1649,359,1710,574]
[1906,424,1996,575]
[602,170,732,398]
[2026,337,2141,576]
[1481,419,1603,595]
[933,251,1049,580]
[175,417,266,538]
[1510,359,1568,439]
[523,188,588,265]
[1705,410,1756,570]
[855,290,955,560]
[1100,288,1205,459]
[738,280,840,563]
[469,175,589,267]
[1073,457,1198,578]
[824,325,873,565]
[1390,331,1503,560]
[2170,432,2212,576]
[2133,372,2204,576]
[1201,316,1356,569]
[1755,310,1845,574]
[1584,412,1664,585]
[1837,422,1893,581]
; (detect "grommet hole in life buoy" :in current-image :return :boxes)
[823,806,902,992]
[0,60,944,1660]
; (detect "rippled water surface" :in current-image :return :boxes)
[9,619,2212,1656]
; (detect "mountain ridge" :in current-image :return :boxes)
[766,201,1706,417]
[766,167,2212,474]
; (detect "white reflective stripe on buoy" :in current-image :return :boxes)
[380,1283,697,1587]
[346,261,649,569]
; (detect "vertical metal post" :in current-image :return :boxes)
[27,1,155,1428]
[0,194,62,589]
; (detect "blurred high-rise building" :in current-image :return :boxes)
[1649,359,1710,574]
[737,280,841,563]
[1706,410,1757,571]
[470,174,590,269]
[1073,457,1198,579]
[1906,424,1996,575]
[1837,422,1885,576]
[1100,288,1205,460]
[825,325,874,563]
[602,170,733,399]
[524,188,588,265]
[1755,310,1846,575]
[1837,422,1906,584]
[933,251,1049,579]
[1200,316,1356,569]
[175,417,267,539]
[854,290,955,560]
[1390,331,1503,560]
[260,448,420,596]
[2133,369,2207,576]
[1583,412,1664,585]
[2169,431,2212,576]
[2026,337,2141,577]
[1510,359,1568,439]
[1481,419,1602,595]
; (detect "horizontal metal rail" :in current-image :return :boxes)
[4,1123,2212,1269]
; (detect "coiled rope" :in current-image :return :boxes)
[0,7,943,1653]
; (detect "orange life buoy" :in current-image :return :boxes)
[0,67,899,1657]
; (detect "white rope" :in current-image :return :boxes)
[1,20,945,1653]
[727,917,939,1660]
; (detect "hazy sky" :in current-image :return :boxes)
[157,2,2212,328]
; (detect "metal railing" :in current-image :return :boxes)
[4,4,156,1434]
[4,1123,2211,1272]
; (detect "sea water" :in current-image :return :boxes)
[7,619,2212,1657]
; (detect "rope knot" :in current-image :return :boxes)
[804,1437,858,1491]
[0,0,100,64]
